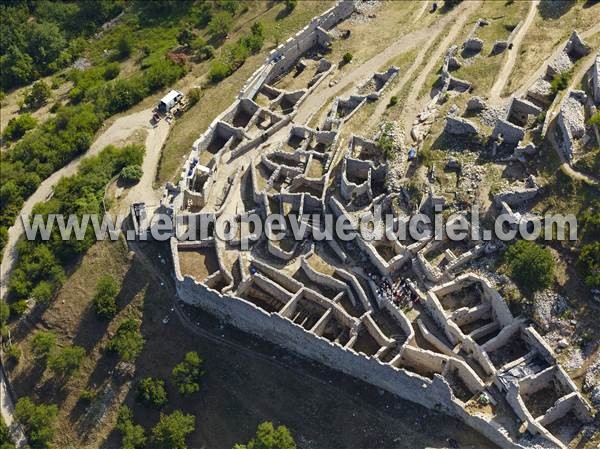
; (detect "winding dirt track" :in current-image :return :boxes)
[0,109,168,299]
[489,0,540,103]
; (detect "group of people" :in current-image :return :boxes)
[375,277,417,310]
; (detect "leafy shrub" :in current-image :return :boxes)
[588,111,600,126]
[388,96,398,107]
[209,60,233,82]
[31,280,54,304]
[7,344,21,364]
[579,242,600,288]
[234,421,296,449]
[137,377,168,408]
[187,88,202,106]
[208,23,264,83]
[120,164,143,184]
[48,345,86,377]
[116,406,146,449]
[107,318,144,362]
[197,44,215,61]
[208,11,233,40]
[550,70,572,94]
[103,62,120,80]
[117,34,133,59]
[10,300,29,317]
[151,410,195,449]
[24,81,51,109]
[31,331,56,359]
[377,123,396,160]
[3,114,37,141]
[15,397,58,449]
[171,351,204,396]
[79,389,97,403]
[93,275,119,319]
[342,52,353,65]
[505,240,554,295]
[177,27,194,48]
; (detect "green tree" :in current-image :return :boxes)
[151,410,195,449]
[107,318,144,361]
[3,114,37,142]
[14,397,58,449]
[550,70,572,94]
[579,242,600,288]
[0,45,35,89]
[505,240,555,295]
[216,0,239,14]
[171,351,204,396]
[117,34,133,59]
[48,345,85,377]
[208,60,232,82]
[588,111,600,126]
[27,22,67,73]
[31,280,54,304]
[116,406,146,449]
[234,421,297,449]
[120,165,143,184]
[187,88,201,106]
[6,345,21,364]
[137,377,168,408]
[103,62,120,80]
[342,52,353,65]
[93,274,119,319]
[24,81,51,109]
[177,27,194,48]
[208,11,233,40]
[30,330,57,360]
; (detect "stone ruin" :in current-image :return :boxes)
[556,90,588,161]
[462,18,489,56]
[132,4,598,449]
[527,31,590,107]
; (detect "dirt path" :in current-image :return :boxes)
[489,0,540,103]
[122,120,170,207]
[402,1,482,135]
[0,108,159,299]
